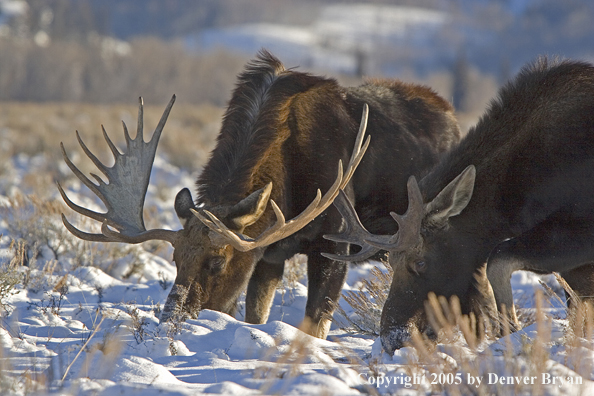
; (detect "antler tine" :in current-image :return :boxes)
[57,181,107,224]
[321,247,381,262]
[149,94,176,150]
[60,141,108,206]
[391,175,424,248]
[364,176,425,251]
[122,119,133,148]
[322,191,367,245]
[322,190,395,262]
[136,96,144,143]
[101,125,122,160]
[74,131,109,178]
[60,214,111,242]
[193,104,370,252]
[59,95,179,245]
[193,209,256,247]
[341,103,370,188]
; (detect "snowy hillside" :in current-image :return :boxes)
[189,3,448,76]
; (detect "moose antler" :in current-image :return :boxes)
[58,95,178,244]
[365,176,425,251]
[192,104,372,252]
[321,190,394,261]
[322,175,425,261]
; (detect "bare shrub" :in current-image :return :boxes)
[0,241,22,315]
[281,254,307,291]
[1,193,73,262]
[0,192,148,283]
[125,305,149,344]
[333,263,392,336]
[354,278,593,395]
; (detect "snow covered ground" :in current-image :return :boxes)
[1,151,594,395]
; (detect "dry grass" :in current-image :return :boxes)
[0,191,152,289]
[333,261,594,394]
[422,283,589,394]
[249,268,594,395]
[0,241,22,315]
[0,100,222,179]
[333,263,392,336]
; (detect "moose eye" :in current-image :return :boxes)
[206,256,226,274]
[413,261,427,275]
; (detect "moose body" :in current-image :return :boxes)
[328,58,594,352]
[59,50,460,339]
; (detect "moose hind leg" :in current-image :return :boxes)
[488,218,594,332]
[486,242,522,333]
[560,263,594,308]
[245,259,285,324]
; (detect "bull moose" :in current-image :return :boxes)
[325,58,594,351]
[58,50,460,338]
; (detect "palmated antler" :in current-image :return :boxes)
[323,175,425,261]
[192,104,372,252]
[58,95,178,244]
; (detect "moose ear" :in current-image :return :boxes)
[425,165,476,227]
[228,182,272,231]
[175,188,196,227]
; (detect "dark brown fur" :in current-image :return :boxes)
[165,50,460,338]
[377,58,594,353]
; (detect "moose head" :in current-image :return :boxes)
[58,94,370,324]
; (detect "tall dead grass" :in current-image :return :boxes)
[337,263,593,395]
[0,191,151,290]
[0,100,222,176]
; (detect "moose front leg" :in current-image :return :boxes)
[245,259,285,324]
[302,238,349,339]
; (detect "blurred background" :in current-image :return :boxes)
[0,0,593,178]
[1,0,593,109]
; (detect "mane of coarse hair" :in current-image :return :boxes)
[420,56,594,200]
[195,50,338,205]
[460,56,594,157]
[479,56,594,129]
[197,50,286,204]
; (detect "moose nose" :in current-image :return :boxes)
[380,327,410,355]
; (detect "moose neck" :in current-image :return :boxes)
[419,91,554,260]
[195,52,340,237]
[419,136,514,253]
[197,54,287,207]
[420,60,594,264]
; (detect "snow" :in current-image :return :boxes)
[1,153,594,395]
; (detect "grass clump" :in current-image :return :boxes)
[333,263,392,336]
[0,240,22,315]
